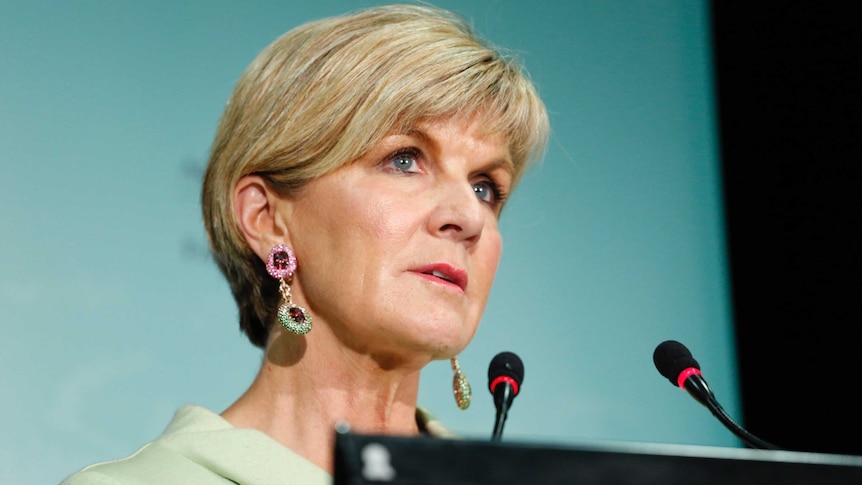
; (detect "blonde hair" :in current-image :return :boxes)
[202,4,550,347]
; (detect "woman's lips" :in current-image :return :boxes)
[410,263,468,292]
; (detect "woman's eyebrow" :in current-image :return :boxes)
[485,158,515,178]
[400,127,432,144]
[402,127,514,174]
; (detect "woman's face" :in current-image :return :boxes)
[283,115,513,364]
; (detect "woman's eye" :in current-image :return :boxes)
[388,150,420,173]
[473,180,500,204]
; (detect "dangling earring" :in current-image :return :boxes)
[451,356,471,410]
[266,244,312,335]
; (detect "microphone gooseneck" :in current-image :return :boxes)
[488,351,524,442]
[653,340,780,450]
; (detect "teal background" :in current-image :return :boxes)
[0,1,738,482]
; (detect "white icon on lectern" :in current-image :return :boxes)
[360,442,397,481]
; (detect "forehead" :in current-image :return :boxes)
[409,112,508,139]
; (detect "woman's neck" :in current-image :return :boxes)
[220,326,424,473]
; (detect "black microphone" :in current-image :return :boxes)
[488,351,524,442]
[653,340,780,450]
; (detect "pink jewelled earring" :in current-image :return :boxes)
[266,244,312,335]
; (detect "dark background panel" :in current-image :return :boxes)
[711,2,861,455]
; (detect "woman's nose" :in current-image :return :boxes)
[428,181,486,246]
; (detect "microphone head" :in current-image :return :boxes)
[488,351,525,394]
[653,340,700,386]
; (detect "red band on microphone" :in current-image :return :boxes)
[677,367,702,389]
[490,375,519,395]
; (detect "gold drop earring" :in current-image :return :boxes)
[451,356,471,410]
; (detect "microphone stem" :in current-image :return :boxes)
[706,397,780,450]
[491,407,508,442]
[685,375,780,450]
[491,384,515,441]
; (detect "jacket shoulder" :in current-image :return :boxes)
[60,441,224,485]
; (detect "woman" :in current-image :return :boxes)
[62,3,548,483]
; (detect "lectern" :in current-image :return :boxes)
[334,431,862,485]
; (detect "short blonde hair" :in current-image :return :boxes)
[202,4,550,348]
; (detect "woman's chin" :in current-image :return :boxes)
[368,332,471,369]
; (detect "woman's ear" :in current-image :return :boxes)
[234,175,291,260]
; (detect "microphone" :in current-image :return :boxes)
[488,351,524,442]
[653,340,780,450]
